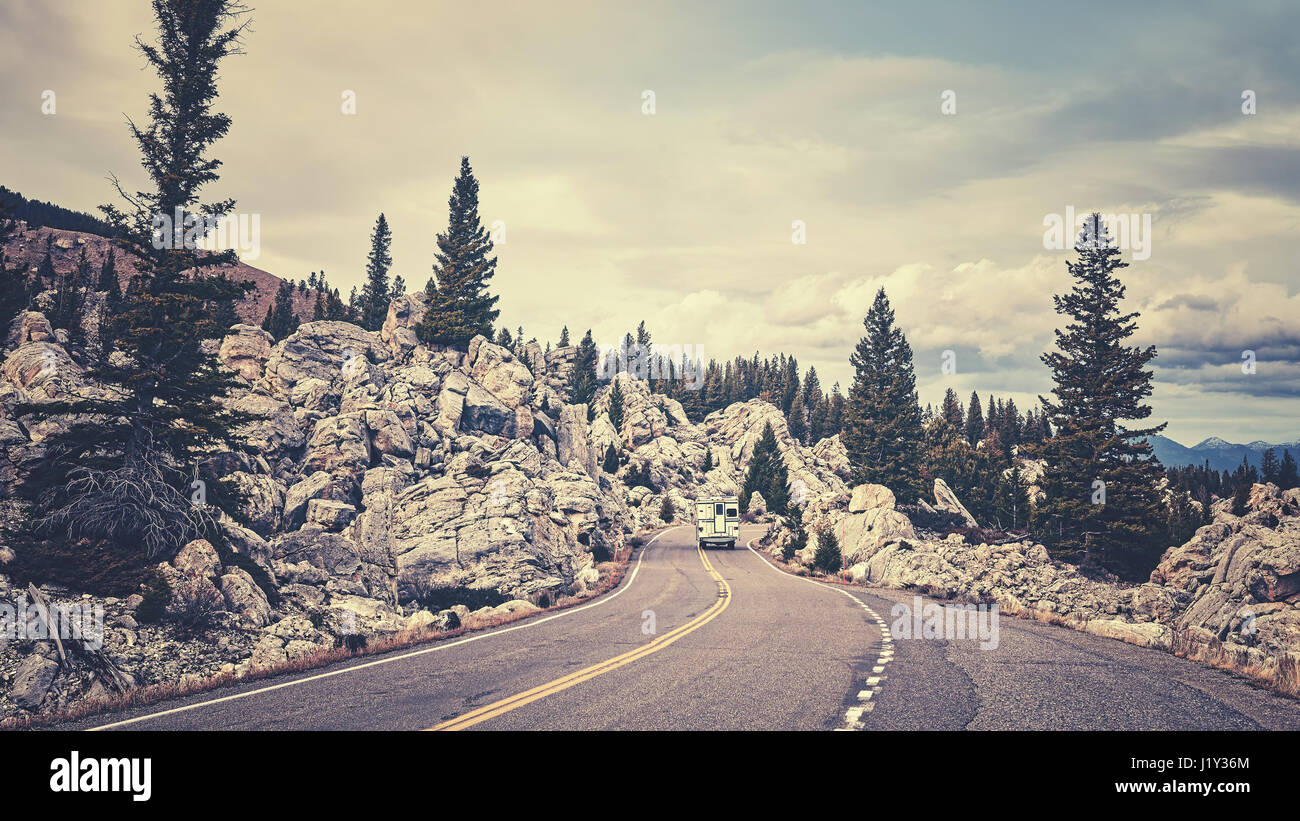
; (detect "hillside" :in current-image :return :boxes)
[2,221,316,325]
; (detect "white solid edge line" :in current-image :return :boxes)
[88,525,684,731]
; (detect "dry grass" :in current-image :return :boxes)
[1,534,648,731]
[1169,632,1300,699]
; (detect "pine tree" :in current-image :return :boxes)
[357,213,393,331]
[1261,448,1279,485]
[36,245,56,287]
[741,422,789,515]
[312,283,326,321]
[390,274,405,301]
[265,279,299,341]
[608,377,625,431]
[601,443,619,474]
[842,288,924,502]
[659,495,676,522]
[558,325,570,347]
[0,194,30,331]
[812,526,842,574]
[788,391,808,443]
[941,388,964,429]
[994,463,1030,530]
[827,382,846,436]
[1035,213,1167,579]
[347,285,360,321]
[568,329,600,407]
[415,156,500,346]
[17,0,254,563]
[50,246,91,343]
[97,248,121,304]
[1279,451,1300,491]
[964,390,984,445]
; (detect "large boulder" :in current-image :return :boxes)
[461,380,516,437]
[262,321,388,401]
[303,413,372,489]
[218,324,274,382]
[8,311,56,346]
[283,471,336,530]
[556,403,598,479]
[467,337,533,408]
[11,654,60,710]
[220,567,273,628]
[380,292,427,358]
[934,478,978,527]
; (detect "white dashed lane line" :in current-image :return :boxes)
[745,537,892,730]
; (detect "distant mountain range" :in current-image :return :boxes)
[1146,435,1300,472]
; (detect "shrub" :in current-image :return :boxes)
[167,576,223,636]
[812,526,842,574]
[1231,483,1250,517]
[135,568,172,623]
[660,495,676,522]
[602,444,619,474]
[414,583,510,613]
[624,461,655,490]
[782,507,807,562]
[342,634,367,652]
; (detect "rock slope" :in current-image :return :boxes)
[0,295,847,719]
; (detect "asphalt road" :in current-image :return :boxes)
[69,524,1300,731]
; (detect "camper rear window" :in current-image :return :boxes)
[727,507,737,517]
[715,503,724,516]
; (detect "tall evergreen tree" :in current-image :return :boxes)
[264,279,299,341]
[415,156,499,346]
[49,246,91,343]
[741,422,789,515]
[17,0,254,562]
[1261,448,1280,485]
[940,387,963,429]
[558,325,570,347]
[96,247,121,305]
[842,288,924,502]
[607,377,625,431]
[964,390,985,445]
[36,244,56,287]
[568,329,600,407]
[1035,213,1167,578]
[827,382,846,436]
[788,391,808,443]
[346,285,360,321]
[360,212,392,331]
[0,193,30,331]
[1279,450,1300,491]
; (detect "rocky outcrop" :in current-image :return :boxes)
[835,484,917,565]
[934,478,978,527]
[1150,484,1300,669]
[218,325,274,382]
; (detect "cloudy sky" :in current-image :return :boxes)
[2,0,1297,445]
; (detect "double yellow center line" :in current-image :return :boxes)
[427,544,731,731]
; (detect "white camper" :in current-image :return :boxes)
[694,496,740,549]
